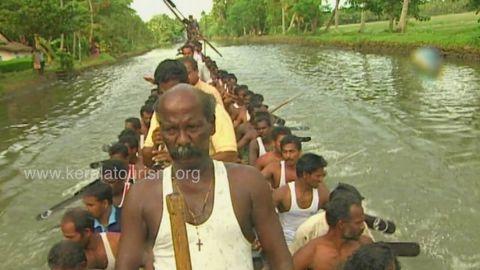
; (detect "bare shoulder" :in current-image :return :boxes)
[359,235,374,245]
[124,171,164,211]
[224,163,272,199]
[263,160,278,172]
[249,137,258,148]
[106,232,121,242]
[274,184,289,198]
[225,163,264,185]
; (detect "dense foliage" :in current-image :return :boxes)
[0,0,183,61]
[203,0,477,35]
[147,14,184,44]
[0,57,32,73]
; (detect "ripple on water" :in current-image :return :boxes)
[451,255,480,270]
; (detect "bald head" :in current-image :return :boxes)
[156,84,216,124]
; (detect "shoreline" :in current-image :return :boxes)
[0,47,157,100]
[212,12,480,63]
[213,35,480,63]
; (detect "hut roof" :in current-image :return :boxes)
[0,32,32,53]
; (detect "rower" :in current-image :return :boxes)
[273,153,329,249]
[248,112,274,166]
[232,85,249,127]
[181,44,211,83]
[180,56,224,107]
[118,134,145,180]
[180,43,194,57]
[82,182,121,233]
[142,59,238,166]
[289,183,375,254]
[60,208,120,270]
[99,159,130,208]
[261,135,302,189]
[255,126,292,170]
[235,104,268,162]
[47,240,87,270]
[140,104,154,136]
[344,242,401,270]
[292,193,373,270]
[124,117,142,137]
[108,143,129,165]
[191,40,204,63]
[116,85,293,270]
[224,73,237,93]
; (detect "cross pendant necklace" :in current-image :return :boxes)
[172,167,214,253]
[196,235,203,251]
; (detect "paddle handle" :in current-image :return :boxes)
[365,214,396,234]
[166,193,192,270]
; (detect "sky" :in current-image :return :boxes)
[131,0,214,22]
[130,0,346,22]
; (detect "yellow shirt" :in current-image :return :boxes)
[195,79,224,107]
[144,99,237,155]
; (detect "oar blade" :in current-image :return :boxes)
[385,242,421,257]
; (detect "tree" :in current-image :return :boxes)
[397,0,410,32]
[226,0,266,36]
[292,0,323,32]
[470,0,480,21]
[147,15,184,44]
[325,0,341,32]
[347,0,383,32]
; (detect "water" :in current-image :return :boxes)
[0,45,479,269]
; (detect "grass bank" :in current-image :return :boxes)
[214,12,480,61]
[0,46,154,98]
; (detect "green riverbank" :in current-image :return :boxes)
[214,12,480,61]
[0,47,155,98]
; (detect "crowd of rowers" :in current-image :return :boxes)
[47,41,401,270]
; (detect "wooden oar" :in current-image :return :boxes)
[365,214,396,234]
[333,148,366,166]
[166,193,192,270]
[269,93,303,114]
[289,126,310,131]
[163,0,222,57]
[35,179,100,221]
[384,242,421,257]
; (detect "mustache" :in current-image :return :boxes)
[170,145,203,160]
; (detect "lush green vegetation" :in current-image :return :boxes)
[216,12,480,53]
[310,12,480,48]
[1,0,152,59]
[202,0,480,36]
[0,57,32,73]
[147,14,184,45]
[0,0,183,73]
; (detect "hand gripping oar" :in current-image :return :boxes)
[166,193,193,270]
[383,242,421,257]
[35,179,100,221]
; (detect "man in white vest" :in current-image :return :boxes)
[273,153,329,250]
[116,84,293,269]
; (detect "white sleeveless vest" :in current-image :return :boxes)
[279,182,319,245]
[153,160,254,269]
[279,160,287,188]
[257,137,267,157]
[99,233,115,270]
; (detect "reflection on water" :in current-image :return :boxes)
[0,45,479,269]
